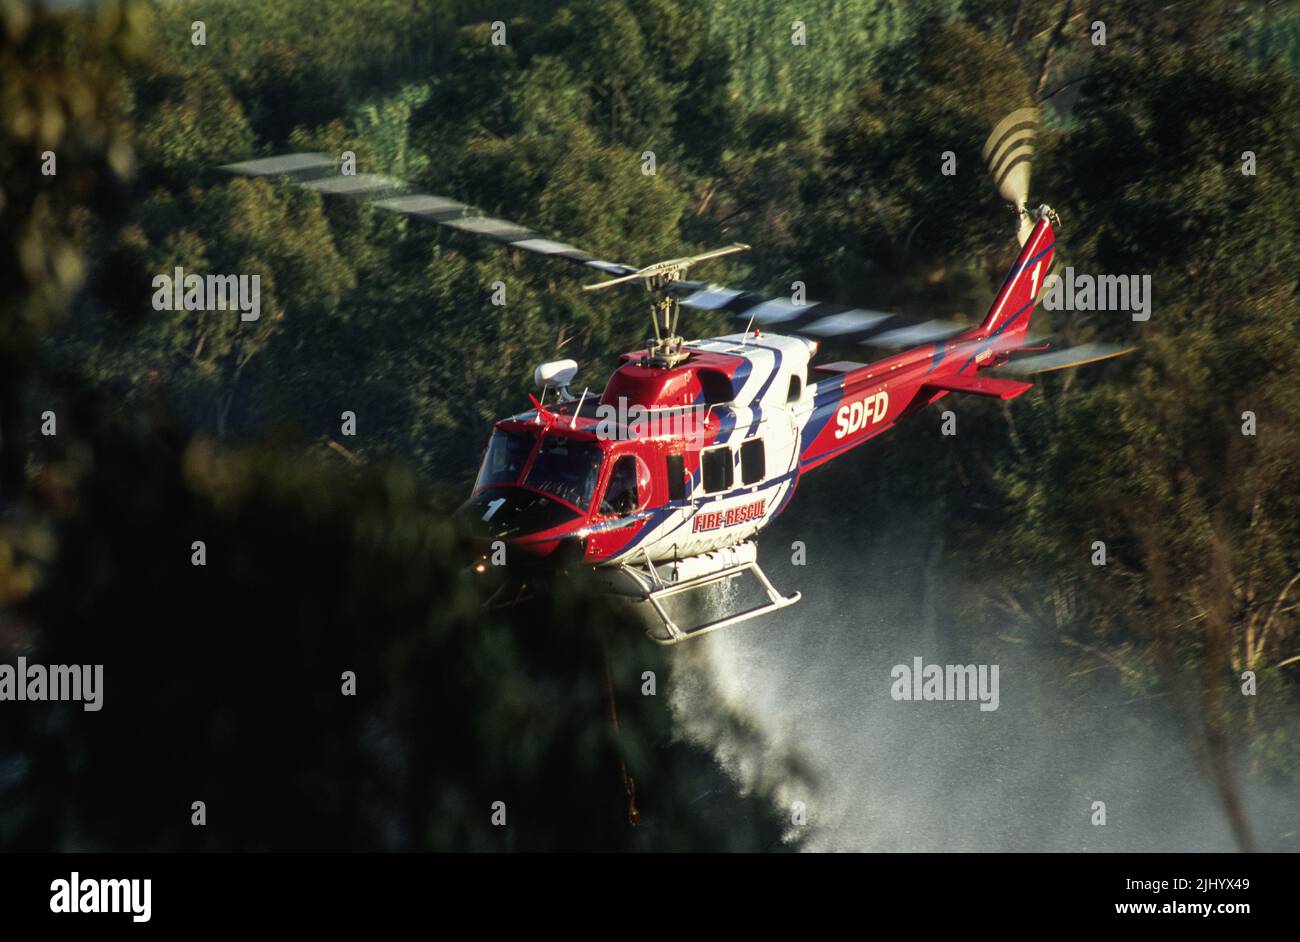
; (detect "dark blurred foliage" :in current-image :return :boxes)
[0,0,142,495]
[2,404,794,850]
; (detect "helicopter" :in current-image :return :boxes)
[223,108,1132,645]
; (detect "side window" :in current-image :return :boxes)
[740,438,765,485]
[600,455,640,516]
[665,453,686,501]
[701,446,733,494]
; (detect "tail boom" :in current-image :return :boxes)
[795,216,1056,471]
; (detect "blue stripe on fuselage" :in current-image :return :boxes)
[743,344,783,437]
[617,467,800,552]
[729,358,752,400]
[798,375,846,459]
[924,339,947,375]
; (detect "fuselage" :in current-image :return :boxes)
[462,324,988,567]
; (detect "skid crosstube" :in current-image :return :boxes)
[628,557,801,645]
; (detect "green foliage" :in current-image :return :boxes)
[136,69,255,179]
[65,177,355,435]
[801,22,1033,311]
[146,0,464,144]
[343,84,433,181]
[1228,0,1300,73]
[708,0,923,126]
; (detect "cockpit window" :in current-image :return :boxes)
[475,429,536,491]
[601,455,640,516]
[523,436,603,510]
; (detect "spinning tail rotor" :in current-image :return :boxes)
[982,107,1056,245]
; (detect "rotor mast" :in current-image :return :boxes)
[584,243,750,368]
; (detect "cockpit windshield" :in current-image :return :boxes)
[474,428,604,512]
[474,429,535,491]
[524,436,603,510]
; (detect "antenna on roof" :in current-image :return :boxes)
[571,387,589,429]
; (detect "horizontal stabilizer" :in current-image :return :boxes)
[924,374,1033,400]
[992,342,1134,375]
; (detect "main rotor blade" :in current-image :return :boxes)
[669,281,974,350]
[582,270,647,292]
[218,153,641,278]
[671,243,751,266]
[582,243,751,292]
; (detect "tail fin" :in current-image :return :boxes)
[980,213,1055,339]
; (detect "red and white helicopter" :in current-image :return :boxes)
[224,109,1131,644]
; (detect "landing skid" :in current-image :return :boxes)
[482,581,535,610]
[602,543,801,645]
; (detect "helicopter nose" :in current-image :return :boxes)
[455,487,584,550]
